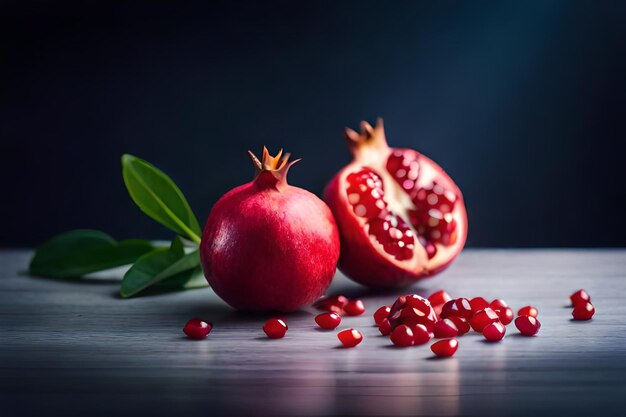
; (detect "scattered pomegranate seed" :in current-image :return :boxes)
[517,305,539,318]
[431,339,458,357]
[315,312,341,330]
[469,297,489,312]
[470,308,500,332]
[482,321,506,342]
[441,298,472,319]
[489,298,508,311]
[183,318,212,340]
[572,302,595,321]
[495,307,514,325]
[373,305,391,325]
[337,328,363,348]
[263,318,288,339]
[433,318,459,338]
[378,318,392,336]
[411,324,432,345]
[447,316,470,336]
[390,324,415,347]
[428,290,452,306]
[315,295,348,312]
[515,315,541,336]
[344,299,366,316]
[570,289,591,306]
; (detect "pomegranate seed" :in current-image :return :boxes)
[315,312,341,330]
[572,302,595,321]
[183,318,212,340]
[373,305,391,325]
[263,318,288,339]
[440,298,472,319]
[315,295,348,312]
[470,308,500,332]
[433,318,459,338]
[389,295,407,317]
[440,300,457,319]
[469,297,489,312]
[482,321,506,341]
[390,324,415,347]
[431,338,458,357]
[428,290,452,306]
[517,305,539,318]
[378,318,392,336]
[570,289,591,306]
[344,299,366,316]
[447,316,470,336]
[495,307,514,325]
[489,299,508,311]
[337,328,363,348]
[515,315,541,336]
[411,324,432,345]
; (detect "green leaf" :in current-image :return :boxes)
[29,230,154,279]
[121,154,202,244]
[120,236,206,298]
[157,266,206,289]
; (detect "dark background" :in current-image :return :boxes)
[2,1,625,247]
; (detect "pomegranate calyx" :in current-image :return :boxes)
[248,147,301,191]
[345,118,390,165]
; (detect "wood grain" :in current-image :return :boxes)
[1,249,625,417]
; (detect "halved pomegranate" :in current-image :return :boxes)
[324,119,467,288]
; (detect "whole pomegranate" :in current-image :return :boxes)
[324,119,467,288]
[200,148,340,311]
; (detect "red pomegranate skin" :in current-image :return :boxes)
[200,148,340,312]
[324,119,467,288]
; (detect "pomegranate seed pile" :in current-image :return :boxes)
[183,289,595,357]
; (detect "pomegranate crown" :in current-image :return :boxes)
[344,117,390,164]
[248,147,300,190]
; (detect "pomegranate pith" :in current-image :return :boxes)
[200,148,340,312]
[324,119,467,288]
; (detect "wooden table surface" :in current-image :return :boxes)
[1,249,625,417]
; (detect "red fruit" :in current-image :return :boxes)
[263,318,288,339]
[389,294,437,330]
[428,290,452,306]
[200,148,340,312]
[315,295,348,312]
[469,297,489,312]
[482,322,506,342]
[344,299,366,316]
[183,318,212,340]
[390,325,415,347]
[324,119,468,288]
[489,299,508,311]
[515,315,541,336]
[570,289,591,306]
[373,305,391,325]
[411,324,433,345]
[440,298,473,319]
[495,307,514,325]
[315,312,341,330]
[517,305,538,318]
[470,308,500,332]
[378,318,392,336]
[447,316,470,336]
[572,302,595,321]
[433,319,459,338]
[337,328,363,347]
[431,339,459,357]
